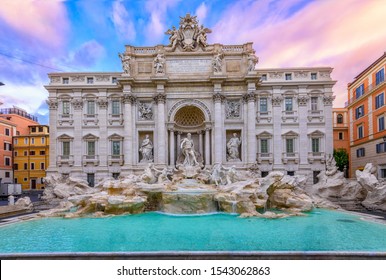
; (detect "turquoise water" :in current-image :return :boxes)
[1,209,386,253]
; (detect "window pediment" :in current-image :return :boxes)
[108,133,123,140]
[308,130,324,137]
[257,131,273,138]
[83,133,99,140]
[282,130,298,138]
[57,134,73,140]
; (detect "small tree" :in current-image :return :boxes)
[333,148,349,172]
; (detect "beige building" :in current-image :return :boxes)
[45,14,335,186]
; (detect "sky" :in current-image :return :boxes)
[0,0,386,125]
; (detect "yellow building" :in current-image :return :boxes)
[13,125,49,190]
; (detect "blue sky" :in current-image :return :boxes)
[1,0,386,124]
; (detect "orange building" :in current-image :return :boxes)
[0,107,39,185]
[346,52,386,177]
[333,108,350,176]
[0,117,16,183]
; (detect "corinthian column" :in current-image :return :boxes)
[169,129,175,166]
[123,93,135,167]
[154,92,167,165]
[245,91,256,164]
[213,92,224,163]
[205,128,210,166]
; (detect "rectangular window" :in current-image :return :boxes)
[40,150,45,155]
[87,77,94,84]
[356,148,365,157]
[285,73,292,80]
[62,142,70,156]
[112,100,120,115]
[87,100,95,115]
[358,125,364,139]
[375,92,384,109]
[24,137,28,144]
[355,105,364,119]
[376,68,385,86]
[3,142,11,151]
[5,172,10,178]
[24,163,27,170]
[87,141,95,156]
[311,73,317,80]
[39,127,43,132]
[376,142,386,153]
[260,139,268,153]
[62,101,70,115]
[285,97,293,111]
[31,138,35,144]
[286,139,294,153]
[355,84,365,99]
[381,169,386,178]
[31,163,35,170]
[112,77,117,84]
[312,138,320,153]
[14,151,18,157]
[14,139,18,145]
[311,97,318,111]
[4,157,11,166]
[41,137,45,144]
[5,128,10,136]
[14,178,17,184]
[24,151,28,156]
[29,151,35,155]
[379,116,385,132]
[261,74,267,81]
[31,127,36,133]
[14,163,18,170]
[63,77,69,84]
[338,132,343,140]
[40,162,45,170]
[87,173,95,187]
[260,98,268,112]
[112,141,121,155]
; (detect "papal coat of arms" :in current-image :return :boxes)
[165,13,212,51]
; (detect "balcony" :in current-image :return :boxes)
[256,111,272,123]
[308,152,326,164]
[282,152,299,164]
[108,113,124,126]
[57,155,74,167]
[307,110,324,122]
[108,155,124,166]
[345,79,386,107]
[256,152,273,164]
[82,155,100,166]
[83,114,99,126]
[58,114,73,125]
[281,110,298,123]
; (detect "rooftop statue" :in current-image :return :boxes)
[165,13,212,52]
[118,52,132,75]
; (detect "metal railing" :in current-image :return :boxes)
[345,79,386,107]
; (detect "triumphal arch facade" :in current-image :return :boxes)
[46,14,335,186]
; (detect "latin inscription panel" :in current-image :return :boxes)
[167,59,212,74]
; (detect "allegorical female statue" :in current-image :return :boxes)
[227,133,241,161]
[139,134,153,162]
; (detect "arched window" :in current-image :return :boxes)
[337,114,343,124]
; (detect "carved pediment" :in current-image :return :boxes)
[257,131,273,138]
[282,130,299,138]
[57,134,73,140]
[308,130,324,137]
[108,133,123,140]
[83,133,99,140]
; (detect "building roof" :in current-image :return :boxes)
[349,52,386,87]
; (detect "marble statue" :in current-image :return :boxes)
[227,133,241,161]
[140,163,171,184]
[138,102,153,120]
[210,163,239,186]
[154,53,165,74]
[247,52,258,72]
[196,24,210,48]
[325,154,338,176]
[139,134,153,162]
[180,133,199,166]
[118,53,132,75]
[165,26,179,51]
[212,52,223,73]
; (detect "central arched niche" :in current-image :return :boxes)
[174,105,205,129]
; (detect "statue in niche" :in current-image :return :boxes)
[118,53,132,75]
[180,133,199,166]
[226,101,240,118]
[247,52,258,72]
[139,134,153,162]
[212,52,223,73]
[227,133,241,161]
[154,53,165,74]
[138,102,153,120]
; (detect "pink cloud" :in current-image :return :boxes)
[211,0,386,107]
[0,0,69,47]
[111,0,136,41]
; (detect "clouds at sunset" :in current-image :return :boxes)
[0,0,385,124]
